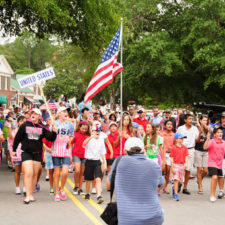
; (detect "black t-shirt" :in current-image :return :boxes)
[195,131,207,152]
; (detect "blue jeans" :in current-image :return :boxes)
[52,157,70,168]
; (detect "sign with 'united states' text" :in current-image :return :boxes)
[18,67,55,88]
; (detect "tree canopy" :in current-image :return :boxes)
[2,0,225,107]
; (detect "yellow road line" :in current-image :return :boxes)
[64,186,104,225]
[66,177,104,214]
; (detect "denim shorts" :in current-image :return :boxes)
[73,156,86,165]
[13,161,22,166]
[52,157,70,168]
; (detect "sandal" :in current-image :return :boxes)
[198,190,204,195]
[23,197,30,204]
[29,196,36,202]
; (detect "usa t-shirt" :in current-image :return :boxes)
[51,120,74,157]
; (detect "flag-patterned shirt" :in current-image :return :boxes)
[51,120,74,157]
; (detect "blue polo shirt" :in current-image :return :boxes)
[108,154,164,225]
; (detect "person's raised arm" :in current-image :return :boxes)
[203,131,211,150]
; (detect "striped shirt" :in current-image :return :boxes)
[108,154,164,225]
[51,120,74,157]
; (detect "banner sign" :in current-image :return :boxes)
[18,67,55,88]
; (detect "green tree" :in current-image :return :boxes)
[121,0,225,106]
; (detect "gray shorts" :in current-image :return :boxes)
[194,150,208,168]
[73,156,86,165]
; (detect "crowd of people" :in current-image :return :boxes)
[1,101,225,223]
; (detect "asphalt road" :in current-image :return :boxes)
[0,159,225,225]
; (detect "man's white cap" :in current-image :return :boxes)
[57,106,68,115]
[124,137,144,153]
[31,108,42,116]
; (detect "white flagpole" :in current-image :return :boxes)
[120,18,123,155]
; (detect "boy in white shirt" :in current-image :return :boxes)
[83,123,107,204]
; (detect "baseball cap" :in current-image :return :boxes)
[57,106,68,115]
[31,108,42,116]
[124,137,144,153]
[221,112,225,117]
[174,132,187,139]
[132,122,139,129]
[92,121,101,132]
[109,121,118,128]
[138,107,145,113]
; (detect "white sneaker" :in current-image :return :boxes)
[210,196,217,202]
[91,188,97,194]
[15,187,21,195]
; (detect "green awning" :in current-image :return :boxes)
[0,94,7,104]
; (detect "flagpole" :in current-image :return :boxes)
[120,18,123,156]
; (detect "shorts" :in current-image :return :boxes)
[166,153,171,166]
[73,156,86,165]
[21,151,42,163]
[52,157,70,168]
[3,140,9,155]
[106,159,114,166]
[13,161,22,166]
[84,160,102,181]
[45,152,54,170]
[173,164,185,182]
[194,150,208,168]
[208,167,223,177]
[186,148,195,172]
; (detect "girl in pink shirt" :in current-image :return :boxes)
[160,120,175,194]
[204,127,225,202]
[8,116,26,194]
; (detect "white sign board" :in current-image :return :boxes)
[18,67,55,88]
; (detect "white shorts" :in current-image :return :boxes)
[222,159,225,177]
[186,148,195,172]
[166,153,171,166]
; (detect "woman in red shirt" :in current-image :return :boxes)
[71,121,90,195]
[114,114,133,156]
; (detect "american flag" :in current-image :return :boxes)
[40,98,57,111]
[84,28,123,104]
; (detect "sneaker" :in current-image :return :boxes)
[50,188,54,195]
[85,193,90,200]
[182,189,191,195]
[163,188,169,194]
[15,187,21,195]
[54,195,60,202]
[97,195,104,204]
[173,194,180,201]
[78,189,85,195]
[218,190,224,199]
[91,188,97,194]
[73,187,78,195]
[210,196,217,202]
[178,183,182,193]
[45,176,49,181]
[34,184,40,192]
[60,190,67,201]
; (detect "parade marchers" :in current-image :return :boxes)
[1,102,225,225]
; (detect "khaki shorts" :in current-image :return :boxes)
[194,150,208,168]
[186,148,195,172]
